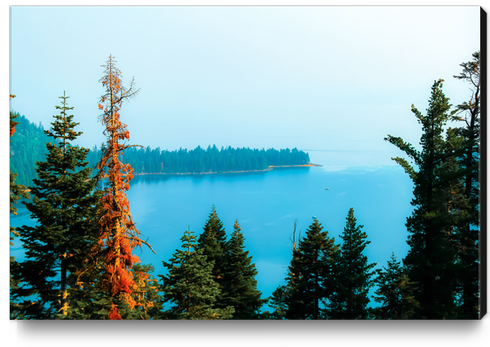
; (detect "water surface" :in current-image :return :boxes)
[11,155,414,306]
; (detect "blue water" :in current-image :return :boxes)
[10,159,414,309]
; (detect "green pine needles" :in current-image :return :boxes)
[284,219,339,319]
[160,208,265,319]
[373,253,419,319]
[160,227,235,320]
[11,92,101,319]
[330,208,377,319]
[223,221,265,319]
[278,209,375,320]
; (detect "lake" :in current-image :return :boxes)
[10,151,415,308]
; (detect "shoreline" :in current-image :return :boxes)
[132,163,322,176]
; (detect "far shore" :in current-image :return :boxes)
[132,163,322,176]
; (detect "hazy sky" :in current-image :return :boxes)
[9,5,480,167]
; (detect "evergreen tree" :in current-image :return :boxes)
[197,206,229,307]
[385,79,461,318]
[284,219,339,319]
[329,208,376,319]
[372,253,419,319]
[160,228,234,319]
[279,220,302,319]
[451,52,481,318]
[266,285,288,320]
[222,221,264,319]
[11,93,100,319]
[283,246,304,319]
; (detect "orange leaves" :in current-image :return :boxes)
[97,55,153,319]
[121,238,132,257]
[234,221,241,234]
[131,255,140,264]
[108,304,122,320]
[121,292,138,310]
[117,268,133,294]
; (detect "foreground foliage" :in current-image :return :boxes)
[383,52,481,319]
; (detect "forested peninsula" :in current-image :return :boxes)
[89,145,313,176]
[9,114,313,187]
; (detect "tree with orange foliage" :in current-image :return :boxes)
[96,55,154,319]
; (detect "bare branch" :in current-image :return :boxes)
[127,236,157,254]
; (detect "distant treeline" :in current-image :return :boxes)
[9,114,50,187]
[9,114,311,186]
[87,145,311,175]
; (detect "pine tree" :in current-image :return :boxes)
[279,220,303,319]
[329,208,376,319]
[283,246,304,319]
[372,253,419,319]
[222,221,264,319]
[11,92,100,319]
[197,206,228,307]
[284,219,339,319]
[451,52,481,318]
[266,285,288,319]
[95,55,155,319]
[439,127,473,317]
[160,228,234,319]
[385,79,461,318]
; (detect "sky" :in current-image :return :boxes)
[9,5,480,169]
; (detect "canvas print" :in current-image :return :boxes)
[9,5,484,320]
